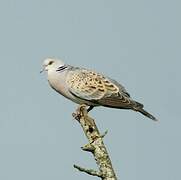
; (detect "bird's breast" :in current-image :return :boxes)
[48,71,70,98]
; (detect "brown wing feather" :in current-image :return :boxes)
[98,95,158,121]
[66,69,119,100]
[97,94,143,110]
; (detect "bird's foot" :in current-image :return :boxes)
[73,105,96,133]
[72,104,88,121]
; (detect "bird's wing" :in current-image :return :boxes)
[106,77,130,98]
[66,68,143,109]
[66,68,120,100]
[97,78,143,109]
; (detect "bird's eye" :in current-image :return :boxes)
[49,61,54,65]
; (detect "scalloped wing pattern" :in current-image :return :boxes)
[66,69,120,100]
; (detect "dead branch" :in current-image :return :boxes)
[72,104,117,180]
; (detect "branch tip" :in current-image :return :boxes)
[100,130,108,138]
[81,143,95,152]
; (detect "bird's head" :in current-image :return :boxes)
[40,58,65,73]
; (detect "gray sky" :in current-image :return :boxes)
[0,0,180,179]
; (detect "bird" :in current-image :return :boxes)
[41,58,158,121]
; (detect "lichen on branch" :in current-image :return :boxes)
[72,104,117,180]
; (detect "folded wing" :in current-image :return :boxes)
[66,68,138,109]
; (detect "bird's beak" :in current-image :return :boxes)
[40,67,45,73]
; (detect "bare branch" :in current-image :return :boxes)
[81,143,95,152]
[73,104,117,180]
[74,164,103,178]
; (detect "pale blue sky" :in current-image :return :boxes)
[0,0,180,180]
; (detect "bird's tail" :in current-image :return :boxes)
[97,96,158,121]
[133,102,158,121]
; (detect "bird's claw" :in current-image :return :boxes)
[72,104,87,121]
[72,112,81,121]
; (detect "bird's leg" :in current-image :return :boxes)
[72,105,86,121]
[87,106,94,112]
[73,105,95,133]
[86,106,95,133]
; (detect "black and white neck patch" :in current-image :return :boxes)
[56,66,68,72]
